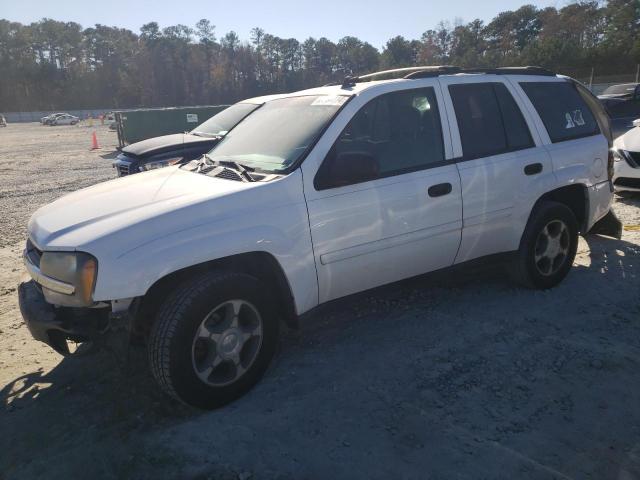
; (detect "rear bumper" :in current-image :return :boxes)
[589,208,623,239]
[585,180,614,231]
[18,280,109,355]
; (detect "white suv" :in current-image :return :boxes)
[19,66,621,408]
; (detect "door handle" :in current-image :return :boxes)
[524,163,543,175]
[428,182,452,197]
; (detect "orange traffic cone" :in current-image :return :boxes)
[90,131,100,150]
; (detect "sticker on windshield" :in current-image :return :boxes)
[311,96,348,106]
[186,113,199,123]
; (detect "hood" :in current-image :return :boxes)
[614,126,640,152]
[28,166,257,250]
[122,133,216,158]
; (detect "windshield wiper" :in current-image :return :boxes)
[192,131,223,138]
[200,154,256,182]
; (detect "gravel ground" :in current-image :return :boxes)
[1,123,640,479]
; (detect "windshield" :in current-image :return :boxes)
[602,84,636,95]
[203,95,349,172]
[191,103,259,137]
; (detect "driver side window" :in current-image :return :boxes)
[315,87,445,190]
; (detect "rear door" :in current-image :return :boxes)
[516,78,611,226]
[301,82,463,303]
[438,76,553,263]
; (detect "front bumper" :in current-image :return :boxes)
[112,157,139,176]
[18,280,109,355]
[613,152,640,191]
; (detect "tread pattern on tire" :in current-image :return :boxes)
[148,271,247,404]
[510,200,578,289]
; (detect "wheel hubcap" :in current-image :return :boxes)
[191,299,263,386]
[534,219,570,276]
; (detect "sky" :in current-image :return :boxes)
[1,0,561,49]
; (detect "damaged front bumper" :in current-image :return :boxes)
[18,280,110,355]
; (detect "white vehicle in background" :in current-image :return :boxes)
[49,113,79,126]
[612,119,640,193]
[40,113,66,125]
[19,66,621,409]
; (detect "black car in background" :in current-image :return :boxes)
[113,96,280,176]
[598,83,640,138]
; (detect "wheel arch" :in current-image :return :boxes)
[532,184,589,234]
[132,251,298,336]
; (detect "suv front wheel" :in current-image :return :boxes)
[510,201,579,289]
[148,271,279,409]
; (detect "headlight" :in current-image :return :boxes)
[139,157,183,171]
[40,251,97,306]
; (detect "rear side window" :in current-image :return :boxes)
[449,83,533,160]
[520,82,599,143]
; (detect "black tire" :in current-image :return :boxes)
[510,201,579,289]
[148,271,278,409]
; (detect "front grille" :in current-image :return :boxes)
[26,239,42,268]
[626,151,640,168]
[614,177,640,189]
[214,168,243,182]
[117,164,131,176]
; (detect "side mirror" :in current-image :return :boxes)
[633,119,640,128]
[315,151,379,189]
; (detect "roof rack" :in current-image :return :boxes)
[339,65,555,87]
[405,66,555,79]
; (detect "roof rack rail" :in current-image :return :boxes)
[336,65,555,87]
[404,66,555,79]
[340,66,459,87]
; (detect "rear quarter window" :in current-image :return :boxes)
[520,82,600,143]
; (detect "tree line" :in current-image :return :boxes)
[0,0,638,112]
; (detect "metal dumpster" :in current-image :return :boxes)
[114,105,229,147]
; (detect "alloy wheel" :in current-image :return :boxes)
[534,219,570,276]
[191,299,263,386]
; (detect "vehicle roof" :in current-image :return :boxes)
[277,72,564,99]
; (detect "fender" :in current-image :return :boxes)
[90,170,319,315]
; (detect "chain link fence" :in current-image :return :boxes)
[557,66,640,94]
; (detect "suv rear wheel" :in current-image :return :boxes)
[148,271,279,409]
[510,201,579,289]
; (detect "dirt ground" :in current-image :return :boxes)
[1,122,640,479]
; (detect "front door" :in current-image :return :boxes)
[302,84,463,303]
